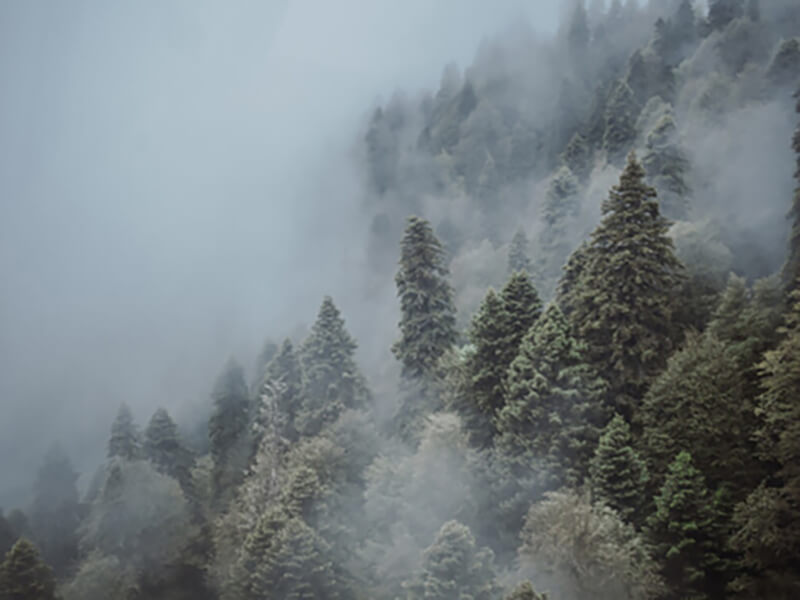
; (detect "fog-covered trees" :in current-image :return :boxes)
[0,538,57,600]
[108,403,140,460]
[144,408,195,496]
[783,86,800,290]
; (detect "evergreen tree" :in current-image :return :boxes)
[28,444,80,577]
[783,86,800,290]
[405,520,500,600]
[257,339,304,445]
[251,339,279,391]
[508,228,533,275]
[561,131,592,182]
[209,358,251,508]
[0,538,56,600]
[645,452,728,600]
[504,581,548,600]
[568,153,684,419]
[297,296,370,438]
[144,408,195,495]
[707,0,744,32]
[603,81,640,165]
[641,111,690,221]
[555,240,590,318]
[497,304,605,489]
[392,216,457,380]
[538,166,581,294]
[638,331,758,496]
[500,271,544,354]
[589,414,649,524]
[108,403,140,460]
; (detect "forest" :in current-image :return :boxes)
[2,0,800,599]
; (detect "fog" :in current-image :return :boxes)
[0,2,564,506]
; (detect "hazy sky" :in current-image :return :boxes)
[0,1,561,504]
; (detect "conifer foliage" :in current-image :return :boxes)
[0,538,57,600]
[783,86,800,290]
[108,403,140,461]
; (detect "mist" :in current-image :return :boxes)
[0,1,563,506]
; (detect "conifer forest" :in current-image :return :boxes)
[3,1,800,599]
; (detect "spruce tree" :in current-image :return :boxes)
[257,339,304,445]
[646,452,728,600]
[589,414,649,524]
[561,131,592,182]
[392,216,457,380]
[603,81,640,165]
[297,296,370,438]
[782,86,800,290]
[144,408,195,495]
[500,271,543,355]
[569,153,684,419]
[108,403,140,460]
[497,303,605,489]
[641,111,690,221]
[209,358,250,507]
[508,228,533,275]
[29,445,80,577]
[0,538,57,600]
[555,240,590,318]
[405,520,500,600]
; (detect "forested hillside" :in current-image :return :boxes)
[2,1,800,599]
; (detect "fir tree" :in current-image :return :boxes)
[568,153,684,419]
[392,216,457,380]
[208,358,251,508]
[645,452,729,600]
[508,228,533,275]
[28,444,80,577]
[108,403,140,460]
[500,271,543,355]
[589,414,649,524]
[257,339,304,445]
[555,240,590,318]
[497,303,605,489]
[144,408,195,495]
[641,111,690,221]
[603,81,640,165]
[783,86,800,290]
[0,538,56,600]
[405,520,500,600]
[297,296,370,438]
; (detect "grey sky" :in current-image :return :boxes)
[0,1,560,504]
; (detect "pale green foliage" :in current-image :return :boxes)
[520,490,663,600]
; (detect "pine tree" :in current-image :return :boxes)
[500,271,543,355]
[393,216,457,380]
[297,296,370,438]
[108,403,140,460]
[144,408,195,495]
[638,331,758,496]
[603,81,640,165]
[28,445,80,577]
[405,520,500,600]
[497,303,605,489]
[508,228,533,275]
[783,86,800,290]
[569,153,684,419]
[589,414,649,524]
[641,111,690,221]
[0,538,57,600]
[209,358,251,508]
[646,452,728,600]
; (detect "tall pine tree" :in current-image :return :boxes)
[144,408,195,496]
[568,153,684,419]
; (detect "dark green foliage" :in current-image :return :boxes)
[568,153,684,418]
[589,414,649,524]
[392,216,457,381]
[29,445,80,577]
[603,81,640,165]
[638,332,759,496]
[646,452,729,600]
[707,0,745,32]
[0,538,56,600]
[783,86,800,290]
[405,520,500,600]
[108,403,140,461]
[209,358,251,508]
[144,408,195,496]
[298,296,370,438]
[497,303,605,489]
[504,581,548,600]
[508,228,533,275]
[500,271,543,351]
[555,240,589,318]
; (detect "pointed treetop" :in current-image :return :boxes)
[108,403,140,461]
[508,229,533,275]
